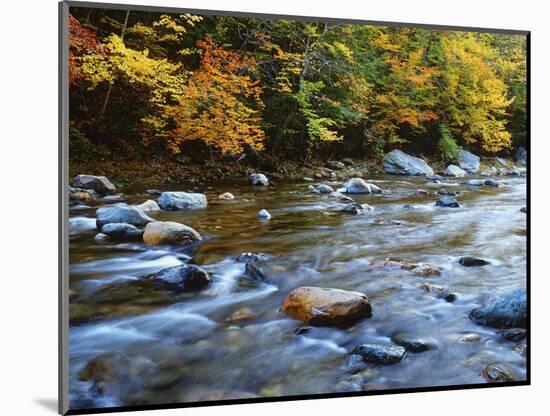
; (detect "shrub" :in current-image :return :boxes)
[437,124,462,161]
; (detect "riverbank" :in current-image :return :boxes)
[69,149,526,192]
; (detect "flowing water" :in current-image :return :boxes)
[67,174,527,409]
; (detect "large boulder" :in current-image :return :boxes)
[158,192,207,210]
[382,150,434,176]
[516,147,527,165]
[100,223,143,242]
[341,178,382,194]
[150,264,211,291]
[73,174,116,195]
[281,286,372,327]
[458,150,480,174]
[444,165,467,177]
[249,173,269,186]
[469,288,527,329]
[96,204,154,230]
[143,221,201,245]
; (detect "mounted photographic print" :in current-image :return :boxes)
[59,1,530,414]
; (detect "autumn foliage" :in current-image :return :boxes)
[68,15,105,84]
[68,9,527,162]
[152,37,265,155]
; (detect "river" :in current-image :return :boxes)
[67,174,527,409]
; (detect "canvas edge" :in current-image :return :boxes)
[59,1,70,415]
[62,0,530,35]
[59,1,531,414]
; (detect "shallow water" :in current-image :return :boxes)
[68,174,527,409]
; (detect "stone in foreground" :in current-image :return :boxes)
[150,264,211,291]
[342,178,382,194]
[351,343,406,364]
[382,149,434,176]
[249,173,269,186]
[282,286,372,327]
[96,204,154,230]
[73,174,116,195]
[444,165,467,177]
[143,221,201,245]
[158,191,207,210]
[469,288,527,329]
[458,150,480,173]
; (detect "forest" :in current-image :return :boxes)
[69,7,527,171]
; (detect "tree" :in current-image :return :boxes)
[148,36,265,155]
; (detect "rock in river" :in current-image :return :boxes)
[70,187,97,202]
[436,196,460,208]
[341,202,373,215]
[383,149,434,176]
[516,146,527,165]
[218,192,235,200]
[458,150,481,173]
[150,264,211,291]
[459,257,490,267]
[101,223,143,242]
[483,179,499,187]
[227,307,258,323]
[444,165,467,177]
[341,178,382,194]
[391,333,433,353]
[282,286,372,327]
[351,343,407,364]
[136,199,161,212]
[437,189,459,196]
[236,252,272,263]
[143,221,202,246]
[326,160,345,170]
[249,173,269,186]
[96,204,154,230]
[73,174,116,195]
[158,191,207,210]
[469,288,527,329]
[481,363,518,382]
[314,184,334,194]
[258,209,271,219]
[498,328,527,342]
